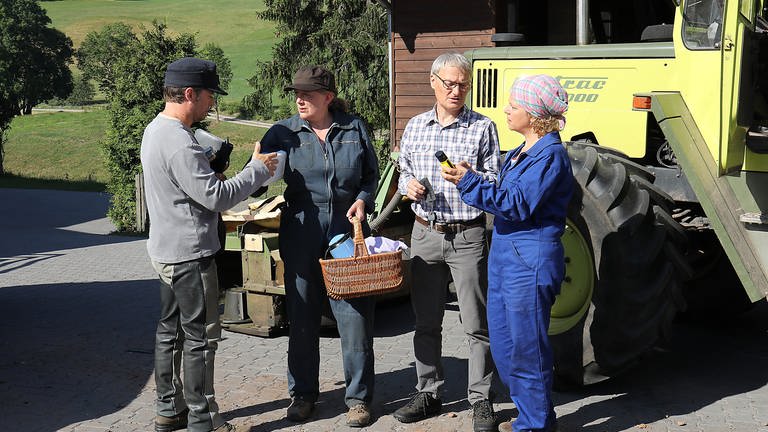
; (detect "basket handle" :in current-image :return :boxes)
[351,216,369,257]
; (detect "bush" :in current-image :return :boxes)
[216,99,243,116]
[271,100,293,121]
[66,76,95,106]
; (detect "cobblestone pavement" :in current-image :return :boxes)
[2,188,768,432]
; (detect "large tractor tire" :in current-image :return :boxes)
[550,142,687,388]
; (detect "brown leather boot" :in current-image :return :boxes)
[346,403,372,427]
[154,409,188,432]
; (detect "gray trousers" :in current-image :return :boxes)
[409,221,495,404]
[152,257,224,432]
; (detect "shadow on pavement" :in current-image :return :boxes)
[229,295,487,431]
[232,355,478,432]
[0,188,140,258]
[553,301,768,431]
[0,279,158,431]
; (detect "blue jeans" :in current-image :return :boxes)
[280,203,375,407]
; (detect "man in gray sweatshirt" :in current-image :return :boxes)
[141,57,277,432]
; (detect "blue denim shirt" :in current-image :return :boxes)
[260,111,379,213]
[456,132,573,240]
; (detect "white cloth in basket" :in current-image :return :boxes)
[364,236,408,254]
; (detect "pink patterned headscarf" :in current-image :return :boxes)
[511,74,568,128]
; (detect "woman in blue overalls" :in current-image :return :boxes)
[259,66,379,428]
[441,74,572,432]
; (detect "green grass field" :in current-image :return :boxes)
[3,1,282,192]
[42,0,277,104]
[1,110,269,191]
[3,110,110,186]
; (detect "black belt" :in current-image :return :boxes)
[414,214,485,234]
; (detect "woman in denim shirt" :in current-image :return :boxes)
[441,74,573,432]
[258,66,379,428]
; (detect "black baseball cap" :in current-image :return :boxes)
[284,66,337,93]
[164,57,228,95]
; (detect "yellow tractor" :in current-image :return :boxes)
[463,0,768,386]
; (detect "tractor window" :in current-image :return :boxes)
[492,0,675,45]
[682,0,725,49]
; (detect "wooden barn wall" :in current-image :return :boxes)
[391,1,496,149]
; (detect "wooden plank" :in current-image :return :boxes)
[394,72,432,84]
[394,60,434,73]
[395,118,415,130]
[393,29,495,38]
[393,35,494,51]
[397,95,441,106]
[394,129,405,147]
[134,173,148,232]
[397,106,431,119]
[394,49,462,62]
[394,83,432,95]
[393,46,489,61]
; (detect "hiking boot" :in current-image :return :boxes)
[346,403,372,427]
[154,409,188,432]
[213,423,237,432]
[393,392,441,423]
[286,398,315,422]
[472,399,496,432]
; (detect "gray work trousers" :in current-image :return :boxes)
[152,257,225,432]
[409,221,494,404]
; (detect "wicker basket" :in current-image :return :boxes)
[319,216,404,300]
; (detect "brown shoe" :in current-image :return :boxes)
[346,403,372,427]
[213,423,237,432]
[154,409,188,432]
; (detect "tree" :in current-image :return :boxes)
[199,43,232,92]
[65,75,96,106]
[243,0,390,138]
[16,24,74,114]
[76,22,137,97]
[77,21,196,230]
[199,43,232,120]
[0,0,74,174]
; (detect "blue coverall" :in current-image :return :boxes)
[456,132,573,432]
[260,111,379,407]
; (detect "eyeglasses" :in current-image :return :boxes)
[433,73,471,92]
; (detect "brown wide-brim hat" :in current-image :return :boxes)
[284,66,337,93]
[164,57,228,95]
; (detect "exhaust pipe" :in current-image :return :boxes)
[577,0,590,45]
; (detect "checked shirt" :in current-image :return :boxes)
[397,105,500,223]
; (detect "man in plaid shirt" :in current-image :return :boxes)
[394,52,501,432]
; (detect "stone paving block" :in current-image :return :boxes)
[728,411,760,424]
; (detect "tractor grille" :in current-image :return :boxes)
[474,67,498,108]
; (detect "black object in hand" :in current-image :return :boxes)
[419,177,436,204]
[210,140,233,173]
[435,150,455,168]
[195,129,232,174]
